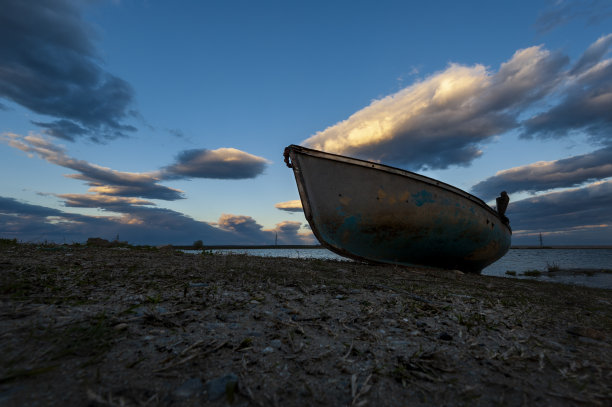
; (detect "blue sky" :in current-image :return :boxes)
[1,0,612,246]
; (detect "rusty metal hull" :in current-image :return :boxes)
[285,145,511,273]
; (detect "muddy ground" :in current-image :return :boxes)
[1,242,611,406]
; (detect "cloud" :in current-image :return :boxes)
[3,134,269,203]
[535,0,612,33]
[0,0,136,142]
[161,148,269,179]
[216,214,264,235]
[471,146,612,201]
[0,195,315,245]
[508,180,612,244]
[58,194,154,209]
[1,133,184,200]
[570,33,612,75]
[274,200,303,213]
[522,35,612,143]
[303,46,567,170]
[216,214,314,245]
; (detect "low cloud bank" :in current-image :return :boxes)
[0,196,314,246]
[507,180,612,244]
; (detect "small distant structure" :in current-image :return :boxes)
[275,232,278,246]
[539,233,543,248]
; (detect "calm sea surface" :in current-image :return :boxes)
[194,248,612,289]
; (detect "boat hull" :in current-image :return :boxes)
[286,145,511,273]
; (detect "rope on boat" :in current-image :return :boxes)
[283,147,293,168]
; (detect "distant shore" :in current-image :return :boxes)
[175,244,612,250]
[173,244,324,250]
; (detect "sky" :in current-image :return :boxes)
[1,0,612,246]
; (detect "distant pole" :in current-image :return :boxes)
[275,232,278,246]
[539,233,543,248]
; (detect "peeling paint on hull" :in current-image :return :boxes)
[285,145,512,273]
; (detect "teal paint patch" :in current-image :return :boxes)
[412,190,435,207]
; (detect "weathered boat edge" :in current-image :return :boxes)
[286,144,510,231]
[284,144,511,272]
[287,148,370,265]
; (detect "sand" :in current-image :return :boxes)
[1,242,611,406]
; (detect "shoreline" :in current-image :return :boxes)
[1,243,611,405]
[180,244,612,250]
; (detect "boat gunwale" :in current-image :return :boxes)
[287,144,511,233]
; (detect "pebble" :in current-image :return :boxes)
[174,377,203,398]
[205,373,238,401]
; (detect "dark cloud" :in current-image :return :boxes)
[0,0,136,142]
[2,133,185,200]
[161,148,269,179]
[522,35,612,143]
[1,196,68,218]
[570,33,612,75]
[471,146,612,201]
[304,47,568,170]
[216,214,314,245]
[58,194,154,209]
[508,180,612,244]
[274,221,311,244]
[0,195,109,242]
[0,102,9,111]
[168,128,187,139]
[535,0,612,33]
[0,195,315,245]
[31,120,88,142]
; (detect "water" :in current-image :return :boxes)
[190,247,612,289]
[482,248,612,289]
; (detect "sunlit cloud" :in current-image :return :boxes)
[161,148,269,180]
[274,200,303,212]
[303,45,567,170]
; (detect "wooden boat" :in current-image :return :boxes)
[284,145,511,273]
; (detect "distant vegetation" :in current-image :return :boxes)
[0,238,18,246]
[86,237,130,248]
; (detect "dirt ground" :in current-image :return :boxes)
[1,242,611,406]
